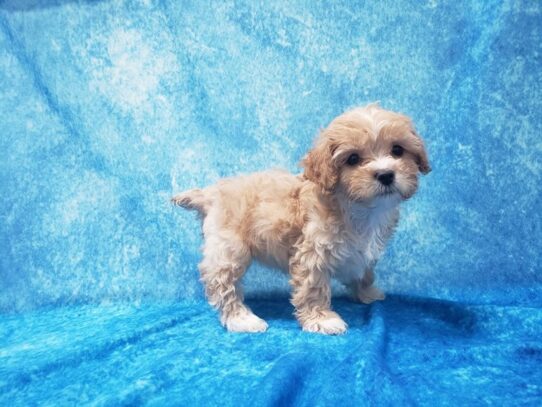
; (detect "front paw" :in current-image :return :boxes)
[358,285,386,304]
[223,311,268,333]
[302,312,348,335]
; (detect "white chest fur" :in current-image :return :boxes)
[332,197,400,282]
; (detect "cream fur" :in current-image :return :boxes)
[172,104,430,335]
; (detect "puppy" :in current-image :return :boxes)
[172,104,430,335]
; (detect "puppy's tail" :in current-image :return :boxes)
[171,188,210,215]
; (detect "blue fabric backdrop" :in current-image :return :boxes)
[1,0,541,405]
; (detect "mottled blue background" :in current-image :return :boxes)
[1,0,541,313]
[1,1,542,405]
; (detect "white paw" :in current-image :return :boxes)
[224,312,268,333]
[359,285,386,304]
[302,314,348,335]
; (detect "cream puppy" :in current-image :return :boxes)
[172,104,430,335]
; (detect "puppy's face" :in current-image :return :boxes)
[303,105,431,203]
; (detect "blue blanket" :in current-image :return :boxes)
[2,298,542,405]
[1,0,541,405]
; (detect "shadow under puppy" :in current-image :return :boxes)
[172,104,430,335]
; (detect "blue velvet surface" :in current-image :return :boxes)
[1,0,541,405]
[1,298,542,405]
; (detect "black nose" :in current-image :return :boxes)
[376,171,395,186]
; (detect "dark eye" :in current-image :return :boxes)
[391,145,404,157]
[346,153,360,166]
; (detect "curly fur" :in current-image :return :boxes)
[172,103,430,334]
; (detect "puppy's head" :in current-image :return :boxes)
[302,104,430,203]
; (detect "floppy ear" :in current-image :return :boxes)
[302,134,338,191]
[411,131,431,174]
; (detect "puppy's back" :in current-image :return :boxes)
[211,169,302,228]
[173,170,305,267]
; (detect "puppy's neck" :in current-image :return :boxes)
[339,194,400,234]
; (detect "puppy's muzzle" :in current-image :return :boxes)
[375,171,395,186]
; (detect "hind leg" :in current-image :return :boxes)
[199,231,267,333]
